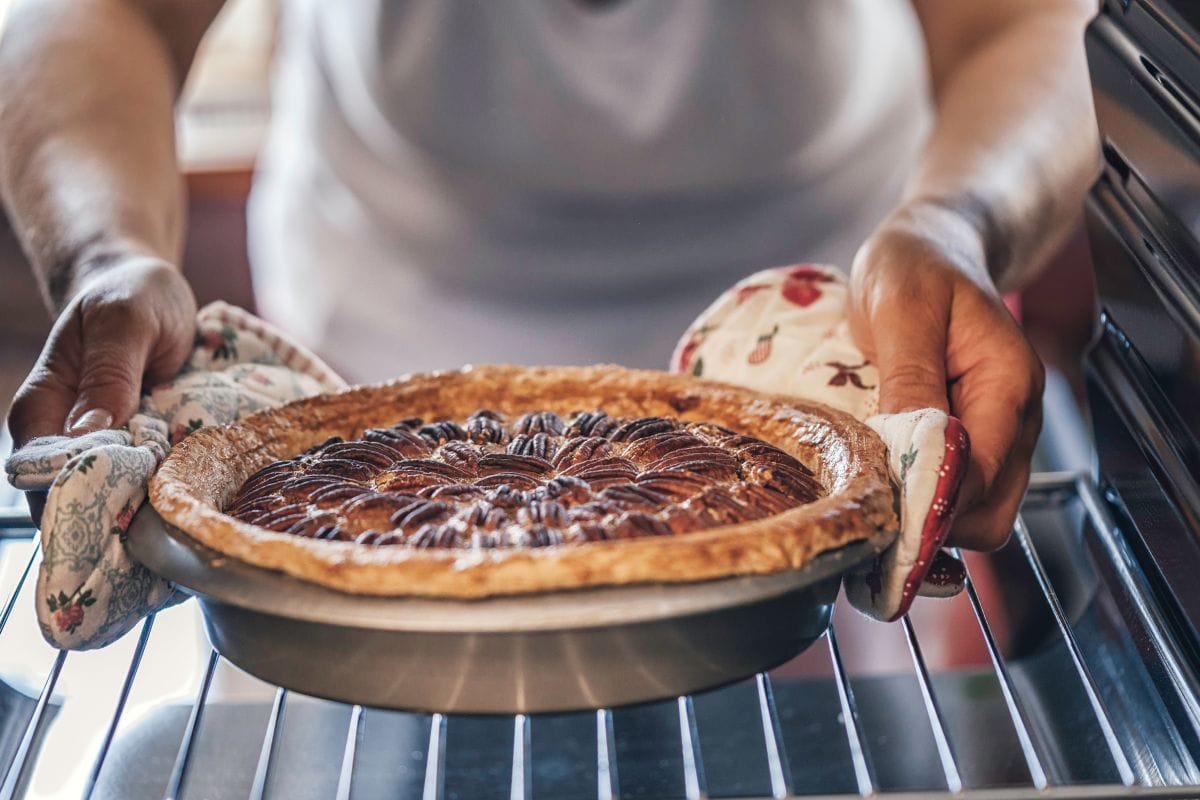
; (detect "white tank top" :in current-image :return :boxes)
[248,0,930,382]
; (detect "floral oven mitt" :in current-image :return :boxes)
[5,302,346,649]
[672,265,971,621]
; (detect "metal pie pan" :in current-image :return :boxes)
[128,505,883,714]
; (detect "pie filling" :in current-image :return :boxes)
[224,410,824,549]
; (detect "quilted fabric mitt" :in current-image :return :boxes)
[672,264,971,621]
[5,302,346,649]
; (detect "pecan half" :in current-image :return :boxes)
[253,504,310,531]
[478,453,553,477]
[566,410,619,438]
[512,411,564,436]
[537,475,593,504]
[610,416,678,442]
[407,523,462,549]
[421,483,486,501]
[437,441,480,473]
[305,458,380,482]
[620,432,707,464]
[598,485,670,513]
[474,472,541,490]
[419,421,468,446]
[465,413,507,445]
[363,427,433,458]
[391,499,451,529]
[634,471,710,500]
[552,436,612,469]
[319,440,398,469]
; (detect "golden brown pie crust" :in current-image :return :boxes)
[149,365,898,598]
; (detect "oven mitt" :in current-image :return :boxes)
[5,302,347,649]
[671,264,971,621]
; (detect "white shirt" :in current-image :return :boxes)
[248,0,930,382]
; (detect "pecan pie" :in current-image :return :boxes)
[149,365,896,597]
[223,409,825,550]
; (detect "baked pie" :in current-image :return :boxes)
[149,365,896,597]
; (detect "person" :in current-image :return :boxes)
[0,0,1098,552]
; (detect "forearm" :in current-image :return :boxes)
[0,0,200,312]
[897,3,1100,292]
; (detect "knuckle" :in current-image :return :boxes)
[975,523,1013,553]
[76,358,139,396]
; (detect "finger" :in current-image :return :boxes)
[947,403,1041,550]
[863,284,952,415]
[65,320,153,434]
[949,342,1043,512]
[144,321,195,387]
[6,313,84,447]
[7,370,77,448]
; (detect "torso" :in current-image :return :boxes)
[248,0,930,380]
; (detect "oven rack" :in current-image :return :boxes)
[0,472,1198,800]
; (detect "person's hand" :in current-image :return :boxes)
[7,258,196,448]
[848,205,1045,551]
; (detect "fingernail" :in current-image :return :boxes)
[67,409,114,434]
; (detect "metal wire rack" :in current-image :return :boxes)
[0,471,1198,799]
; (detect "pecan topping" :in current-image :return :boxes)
[559,456,637,480]
[566,411,619,438]
[421,483,486,501]
[239,460,299,494]
[408,523,461,549]
[320,440,398,469]
[254,504,310,531]
[599,485,669,513]
[505,433,558,459]
[538,475,593,504]
[644,446,739,474]
[387,459,472,482]
[391,500,450,529]
[308,484,373,504]
[305,458,380,482]
[744,461,821,501]
[466,412,507,445]
[634,471,710,499]
[610,416,678,442]
[621,432,707,464]
[279,475,344,497]
[375,469,448,493]
[478,453,553,477]
[475,472,541,490]
[363,427,432,458]
[512,411,564,436]
[437,441,480,473]
[225,408,825,551]
[552,436,612,468]
[284,512,340,538]
[419,421,468,446]
[485,484,531,508]
[518,500,568,527]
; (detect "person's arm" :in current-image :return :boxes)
[849,0,1099,549]
[0,0,225,445]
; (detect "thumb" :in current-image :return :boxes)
[862,297,951,416]
[65,333,152,435]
